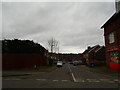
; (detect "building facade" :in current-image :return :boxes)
[101,1,120,70]
[82,45,106,67]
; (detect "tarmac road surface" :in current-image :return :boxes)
[2,63,120,88]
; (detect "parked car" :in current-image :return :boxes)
[57,61,63,67]
[77,60,82,65]
[68,61,73,64]
[53,61,57,64]
[63,61,66,64]
[73,61,79,66]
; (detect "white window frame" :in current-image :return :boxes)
[108,32,115,44]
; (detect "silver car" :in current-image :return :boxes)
[57,61,63,67]
[73,61,79,66]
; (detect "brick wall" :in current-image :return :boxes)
[2,53,47,70]
[104,13,120,50]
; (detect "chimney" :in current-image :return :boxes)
[87,46,91,50]
[115,0,120,13]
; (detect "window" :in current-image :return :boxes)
[108,32,115,43]
[109,50,119,63]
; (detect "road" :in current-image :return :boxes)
[2,63,120,88]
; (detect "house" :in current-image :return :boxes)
[72,54,83,61]
[82,46,92,62]
[94,46,106,66]
[101,1,120,70]
[82,45,106,67]
[86,45,100,66]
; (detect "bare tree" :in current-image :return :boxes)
[47,37,59,53]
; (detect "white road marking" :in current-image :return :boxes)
[76,79,85,82]
[4,78,21,80]
[75,78,119,83]
[113,79,119,82]
[99,79,114,83]
[68,64,77,82]
[53,80,59,81]
[36,79,46,81]
[86,79,100,82]
[3,78,119,83]
[71,73,76,82]
[99,79,110,81]
[61,80,69,82]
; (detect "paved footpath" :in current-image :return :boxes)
[2,65,57,77]
[83,65,120,78]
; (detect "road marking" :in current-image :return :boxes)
[99,79,114,83]
[4,78,21,80]
[61,80,69,82]
[36,79,46,81]
[113,79,119,82]
[53,80,59,81]
[75,78,119,83]
[86,79,100,82]
[71,73,76,82]
[68,64,77,82]
[3,78,119,83]
[76,79,85,82]
[99,79,110,81]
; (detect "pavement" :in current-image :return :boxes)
[2,65,58,77]
[83,65,120,78]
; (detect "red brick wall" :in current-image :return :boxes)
[117,28,120,45]
[103,13,120,70]
[2,54,47,70]
[104,14,120,50]
[104,15,120,35]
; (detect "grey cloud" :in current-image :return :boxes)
[2,2,115,53]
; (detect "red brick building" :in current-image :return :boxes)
[101,2,120,70]
[82,45,106,67]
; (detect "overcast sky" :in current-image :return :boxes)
[2,1,116,53]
